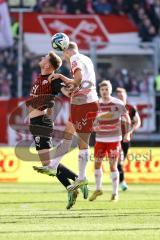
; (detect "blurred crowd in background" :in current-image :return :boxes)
[8,0,160,42]
[0,42,155,98]
[32,0,160,42]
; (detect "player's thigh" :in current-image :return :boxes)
[64,121,75,140]
[77,132,91,149]
[107,142,121,171]
[94,142,108,168]
[94,158,103,169]
[70,102,98,135]
[108,156,119,171]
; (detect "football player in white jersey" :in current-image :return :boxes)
[89,80,131,201]
[35,42,99,193]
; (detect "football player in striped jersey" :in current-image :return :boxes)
[89,80,131,202]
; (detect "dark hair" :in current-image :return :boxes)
[48,51,62,70]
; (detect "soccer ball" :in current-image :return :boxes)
[51,32,70,51]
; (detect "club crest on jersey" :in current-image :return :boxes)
[42,80,48,85]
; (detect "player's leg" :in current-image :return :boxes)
[34,120,88,200]
[57,163,78,182]
[56,164,79,210]
[68,102,99,191]
[67,132,90,192]
[77,132,90,181]
[31,116,78,209]
[89,142,104,201]
[35,121,75,174]
[36,148,79,210]
[48,121,75,169]
[118,141,130,191]
[108,142,121,201]
[34,137,77,184]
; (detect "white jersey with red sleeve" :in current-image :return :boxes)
[94,97,128,142]
[70,53,98,105]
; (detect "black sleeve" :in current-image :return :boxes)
[131,107,136,119]
[51,79,64,96]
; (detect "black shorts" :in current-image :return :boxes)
[29,115,53,151]
[121,141,131,159]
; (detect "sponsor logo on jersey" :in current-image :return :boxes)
[42,80,48,85]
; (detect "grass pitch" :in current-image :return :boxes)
[0,183,160,240]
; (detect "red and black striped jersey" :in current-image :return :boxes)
[30,74,52,96]
[26,74,63,110]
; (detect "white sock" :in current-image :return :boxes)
[95,168,103,191]
[49,138,72,169]
[78,149,89,180]
[110,171,119,195]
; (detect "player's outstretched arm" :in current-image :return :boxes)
[48,69,82,89]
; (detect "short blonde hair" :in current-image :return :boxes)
[67,42,78,51]
[99,80,112,88]
[116,87,126,93]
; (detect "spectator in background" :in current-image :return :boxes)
[93,0,112,15]
[0,79,11,97]
[139,17,156,42]
[86,0,95,14]
[11,16,19,41]
[113,70,125,89]
[7,50,18,96]
[23,51,32,96]
[0,68,11,98]
[34,0,44,12]
[121,68,130,91]
[139,77,148,93]
[31,0,159,41]
[41,0,57,13]
[34,0,58,13]
[64,0,87,14]
[145,0,160,32]
[112,0,126,15]
[128,77,140,94]
[130,2,142,25]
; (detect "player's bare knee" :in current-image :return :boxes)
[95,158,102,169]
[109,158,118,171]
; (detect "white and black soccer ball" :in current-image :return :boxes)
[51,32,69,51]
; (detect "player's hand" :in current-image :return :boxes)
[61,87,72,98]
[48,73,61,83]
[123,132,131,142]
[67,83,75,91]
